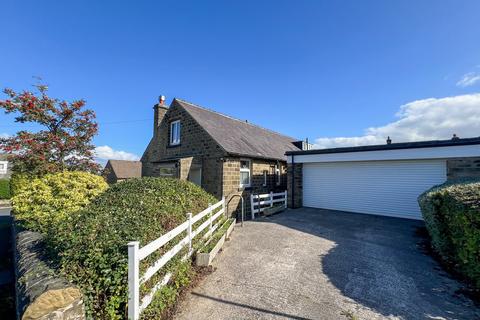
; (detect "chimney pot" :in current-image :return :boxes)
[386,136,392,145]
[158,95,166,105]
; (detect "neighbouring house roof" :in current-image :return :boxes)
[105,160,142,179]
[174,99,300,161]
[285,136,480,156]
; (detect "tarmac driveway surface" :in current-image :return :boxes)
[175,208,479,320]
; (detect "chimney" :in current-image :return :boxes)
[153,95,168,136]
[386,136,392,145]
[452,133,460,140]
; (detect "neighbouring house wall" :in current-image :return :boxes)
[447,157,480,180]
[0,157,11,179]
[287,162,303,208]
[103,162,117,184]
[223,157,287,218]
[142,100,226,199]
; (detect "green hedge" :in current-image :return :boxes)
[12,171,108,233]
[0,179,10,199]
[47,177,217,319]
[418,179,480,288]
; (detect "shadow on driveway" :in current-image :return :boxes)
[176,208,479,320]
[266,208,478,319]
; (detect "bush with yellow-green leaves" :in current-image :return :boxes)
[12,171,108,233]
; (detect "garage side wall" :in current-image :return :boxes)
[447,157,480,180]
[287,163,303,208]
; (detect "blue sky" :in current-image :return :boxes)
[1,1,480,161]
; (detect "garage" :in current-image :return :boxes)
[302,160,446,219]
[287,137,480,220]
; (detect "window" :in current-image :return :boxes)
[170,120,181,145]
[0,161,7,174]
[263,170,268,186]
[275,164,281,186]
[158,164,176,176]
[239,159,251,187]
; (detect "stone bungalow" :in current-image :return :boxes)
[103,160,142,184]
[141,97,305,216]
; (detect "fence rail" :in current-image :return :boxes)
[250,191,287,219]
[128,197,225,320]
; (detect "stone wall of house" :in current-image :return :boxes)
[14,225,85,320]
[223,157,287,219]
[447,157,480,180]
[287,162,303,208]
[142,100,226,199]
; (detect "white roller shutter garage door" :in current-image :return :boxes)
[302,160,446,219]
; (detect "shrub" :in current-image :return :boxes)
[12,171,108,233]
[9,172,30,196]
[47,177,218,319]
[0,179,10,199]
[418,179,480,288]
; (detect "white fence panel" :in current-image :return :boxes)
[128,197,225,319]
[250,191,287,219]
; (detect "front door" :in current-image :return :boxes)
[188,167,202,187]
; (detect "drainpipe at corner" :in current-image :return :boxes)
[291,154,295,208]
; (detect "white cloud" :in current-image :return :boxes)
[314,93,480,149]
[457,72,480,87]
[94,145,140,161]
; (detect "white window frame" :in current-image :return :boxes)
[239,159,251,188]
[262,170,268,186]
[275,164,281,186]
[170,120,181,146]
[0,161,7,174]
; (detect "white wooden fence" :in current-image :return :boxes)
[250,191,287,219]
[127,197,225,320]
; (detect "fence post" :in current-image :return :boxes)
[284,190,288,209]
[270,191,274,208]
[187,212,192,253]
[222,196,225,217]
[250,194,255,220]
[128,241,140,320]
[208,203,213,236]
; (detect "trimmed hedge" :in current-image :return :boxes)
[0,179,10,199]
[47,177,217,319]
[12,171,108,233]
[418,179,480,288]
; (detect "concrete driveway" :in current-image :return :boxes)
[175,208,479,320]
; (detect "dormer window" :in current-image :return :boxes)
[170,120,181,145]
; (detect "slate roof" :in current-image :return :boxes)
[174,99,300,161]
[106,160,142,179]
[286,136,480,156]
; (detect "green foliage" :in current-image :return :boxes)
[140,260,195,320]
[9,173,30,196]
[47,177,217,319]
[0,179,10,199]
[418,179,480,288]
[199,218,234,253]
[12,171,108,233]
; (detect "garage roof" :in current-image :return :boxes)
[286,136,480,156]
